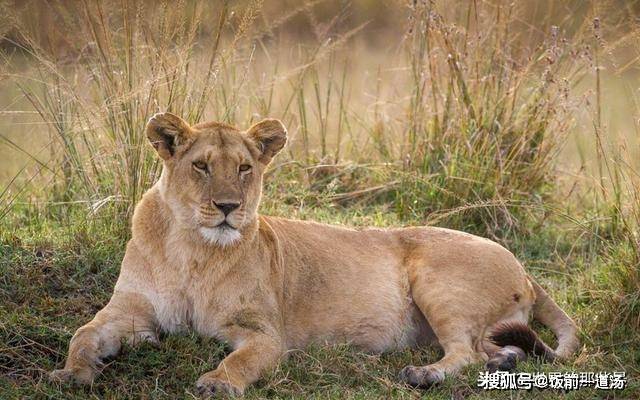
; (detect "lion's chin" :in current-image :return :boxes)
[199,225,242,247]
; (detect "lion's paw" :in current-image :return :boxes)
[49,367,94,385]
[195,372,244,398]
[398,365,445,388]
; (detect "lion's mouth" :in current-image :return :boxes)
[199,221,242,246]
[198,219,237,230]
[216,220,236,230]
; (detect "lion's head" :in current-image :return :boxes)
[145,112,287,246]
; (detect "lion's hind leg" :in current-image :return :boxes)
[398,278,491,387]
[399,338,483,388]
[398,233,538,388]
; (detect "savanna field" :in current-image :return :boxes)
[0,0,639,399]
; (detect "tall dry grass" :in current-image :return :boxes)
[1,1,591,235]
[566,11,640,333]
[1,0,638,274]
[4,1,232,213]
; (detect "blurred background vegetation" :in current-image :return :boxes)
[0,0,639,398]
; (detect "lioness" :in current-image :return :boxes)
[50,113,579,396]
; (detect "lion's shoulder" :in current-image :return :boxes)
[131,186,171,247]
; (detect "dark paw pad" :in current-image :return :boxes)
[486,346,526,373]
[486,355,516,373]
[194,379,242,398]
[194,382,214,398]
[398,365,444,388]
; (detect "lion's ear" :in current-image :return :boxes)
[145,112,193,160]
[246,119,287,164]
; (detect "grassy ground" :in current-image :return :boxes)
[1,199,638,399]
[1,1,639,399]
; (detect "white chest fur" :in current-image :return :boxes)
[149,252,223,337]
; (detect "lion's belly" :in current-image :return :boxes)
[282,253,437,352]
[285,292,434,352]
[319,301,434,352]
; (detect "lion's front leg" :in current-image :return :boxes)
[195,332,284,397]
[50,291,157,385]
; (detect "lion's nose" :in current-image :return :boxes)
[213,201,240,216]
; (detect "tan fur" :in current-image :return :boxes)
[50,113,579,395]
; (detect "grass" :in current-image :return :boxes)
[1,202,638,399]
[1,0,639,398]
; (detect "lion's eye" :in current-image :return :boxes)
[239,164,252,173]
[193,161,208,173]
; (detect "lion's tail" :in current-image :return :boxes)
[490,279,579,361]
[489,321,556,361]
[530,279,580,359]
